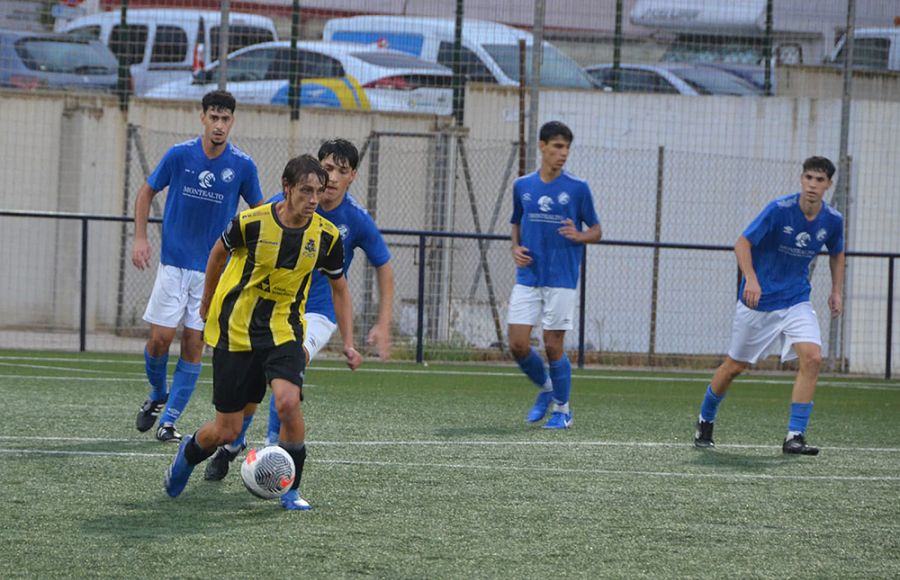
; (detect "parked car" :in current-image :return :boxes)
[0,28,118,92]
[57,9,278,96]
[584,63,762,96]
[704,63,774,92]
[323,15,596,89]
[146,41,454,115]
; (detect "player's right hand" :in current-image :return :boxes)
[743,278,762,309]
[132,238,151,270]
[512,245,532,267]
[343,346,362,370]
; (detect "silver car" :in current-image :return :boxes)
[0,29,118,92]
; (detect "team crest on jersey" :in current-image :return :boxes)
[816,228,828,242]
[538,195,553,212]
[198,170,216,188]
[221,168,235,183]
[794,232,811,248]
[303,238,318,257]
[255,275,271,292]
[338,224,350,240]
[558,192,570,205]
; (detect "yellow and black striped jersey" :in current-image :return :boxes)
[204,203,344,352]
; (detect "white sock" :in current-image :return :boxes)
[541,378,552,391]
[787,430,803,439]
[224,442,242,453]
[553,402,570,414]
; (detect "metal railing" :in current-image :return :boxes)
[1,209,896,379]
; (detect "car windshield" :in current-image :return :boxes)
[353,51,448,72]
[663,40,763,65]
[483,43,593,88]
[15,38,118,74]
[670,67,761,96]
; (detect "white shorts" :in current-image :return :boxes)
[304,312,337,361]
[727,301,822,364]
[142,264,205,331]
[507,284,576,331]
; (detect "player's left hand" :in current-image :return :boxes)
[343,346,362,370]
[558,219,581,242]
[828,292,843,318]
[367,324,392,360]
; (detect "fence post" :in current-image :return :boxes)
[416,235,427,364]
[80,218,89,352]
[649,145,664,360]
[578,246,587,369]
[887,257,895,380]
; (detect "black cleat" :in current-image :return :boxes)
[156,424,183,443]
[694,419,715,448]
[783,434,819,455]
[136,397,167,432]
[204,444,245,481]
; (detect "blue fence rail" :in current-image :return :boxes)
[1,209,896,379]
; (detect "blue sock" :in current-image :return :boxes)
[699,385,725,423]
[228,414,255,450]
[516,348,549,388]
[159,359,201,426]
[788,402,814,434]
[548,355,572,406]
[144,348,169,401]
[267,395,281,440]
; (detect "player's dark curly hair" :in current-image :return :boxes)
[282,154,329,188]
[802,156,836,179]
[202,90,236,113]
[539,121,573,144]
[318,138,359,170]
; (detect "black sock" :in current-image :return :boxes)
[279,442,306,491]
[184,432,216,465]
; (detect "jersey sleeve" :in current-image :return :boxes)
[266,191,285,204]
[742,201,777,246]
[510,181,523,225]
[358,214,391,268]
[317,231,345,279]
[240,160,264,206]
[146,147,178,192]
[221,216,244,252]
[578,182,600,227]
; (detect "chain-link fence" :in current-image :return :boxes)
[1,0,899,375]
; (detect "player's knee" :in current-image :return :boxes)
[800,350,823,371]
[273,392,300,419]
[723,359,748,379]
[509,342,530,360]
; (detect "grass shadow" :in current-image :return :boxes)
[689,448,794,473]
[432,426,521,437]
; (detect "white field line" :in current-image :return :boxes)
[0,447,896,482]
[0,357,897,391]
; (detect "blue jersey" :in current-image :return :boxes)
[740,193,844,311]
[267,192,391,322]
[148,137,263,271]
[510,170,599,289]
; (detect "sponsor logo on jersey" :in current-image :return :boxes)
[795,232,811,248]
[538,195,553,212]
[199,170,216,188]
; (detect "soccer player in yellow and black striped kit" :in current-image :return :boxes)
[164,154,362,509]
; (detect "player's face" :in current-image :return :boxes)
[285,173,326,221]
[800,169,832,205]
[539,137,570,171]
[319,154,357,206]
[200,107,234,147]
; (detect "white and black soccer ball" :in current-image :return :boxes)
[240,446,296,500]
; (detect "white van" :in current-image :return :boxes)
[57,9,278,95]
[322,16,595,89]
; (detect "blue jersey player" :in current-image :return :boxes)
[693,156,845,455]
[508,121,602,429]
[132,91,264,443]
[203,139,393,485]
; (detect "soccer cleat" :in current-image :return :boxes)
[543,411,573,429]
[164,435,195,497]
[526,390,554,423]
[280,489,312,511]
[204,444,245,481]
[136,397,167,432]
[694,419,715,448]
[156,424,183,443]
[783,434,819,456]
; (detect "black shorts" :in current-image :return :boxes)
[211,342,306,413]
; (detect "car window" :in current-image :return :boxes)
[671,67,761,95]
[482,43,593,88]
[222,47,278,82]
[617,69,678,93]
[298,50,344,78]
[109,24,148,66]
[150,25,188,64]
[835,37,890,70]
[437,42,495,83]
[14,38,118,74]
[66,26,101,40]
[353,51,448,72]
[209,26,275,62]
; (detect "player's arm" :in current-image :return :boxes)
[511,224,532,266]
[735,236,761,309]
[828,251,845,318]
[368,262,395,360]
[200,239,228,322]
[132,182,159,270]
[329,275,362,370]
